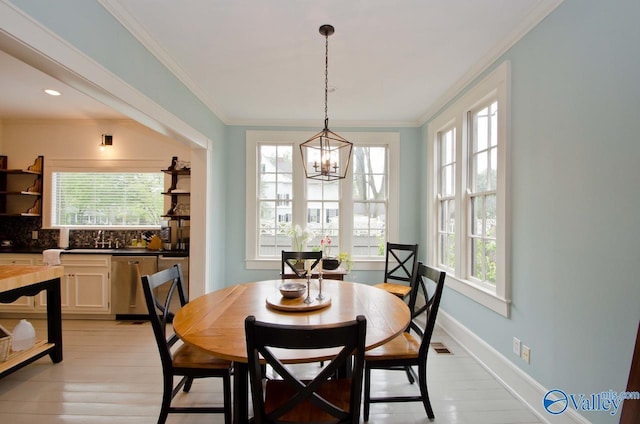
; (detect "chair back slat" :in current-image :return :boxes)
[384,243,419,284]
[406,262,446,357]
[246,315,367,423]
[281,250,323,278]
[141,264,188,366]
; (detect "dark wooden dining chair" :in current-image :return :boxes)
[281,250,323,278]
[363,262,446,421]
[373,242,419,299]
[141,264,232,424]
[245,314,367,423]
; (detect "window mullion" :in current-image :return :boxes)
[457,113,469,282]
[292,143,306,234]
[341,156,353,255]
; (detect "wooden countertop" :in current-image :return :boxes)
[0,265,64,293]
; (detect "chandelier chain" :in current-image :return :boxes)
[324,30,329,128]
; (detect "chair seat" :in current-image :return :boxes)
[365,332,420,361]
[373,282,412,298]
[173,344,232,370]
[265,379,352,421]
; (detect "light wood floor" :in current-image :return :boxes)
[0,318,541,423]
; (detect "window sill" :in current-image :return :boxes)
[444,274,511,317]
[246,258,385,272]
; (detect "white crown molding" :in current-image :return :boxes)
[418,0,564,125]
[0,0,210,149]
[99,0,230,124]
[226,117,421,128]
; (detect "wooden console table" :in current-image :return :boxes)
[0,265,63,378]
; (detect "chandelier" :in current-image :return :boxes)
[300,25,353,181]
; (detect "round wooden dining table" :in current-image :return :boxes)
[173,278,410,423]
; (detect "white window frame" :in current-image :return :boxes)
[43,159,167,229]
[427,61,511,317]
[246,130,399,270]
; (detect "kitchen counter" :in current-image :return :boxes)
[0,248,188,257]
[0,265,63,378]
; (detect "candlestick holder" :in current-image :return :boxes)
[316,272,325,300]
[304,272,313,304]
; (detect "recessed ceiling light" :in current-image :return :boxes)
[43,89,61,96]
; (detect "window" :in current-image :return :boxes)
[246,131,399,270]
[428,61,510,317]
[437,126,456,271]
[44,159,166,229]
[257,145,293,256]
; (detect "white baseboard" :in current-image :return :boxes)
[437,311,590,424]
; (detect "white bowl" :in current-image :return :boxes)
[279,282,306,299]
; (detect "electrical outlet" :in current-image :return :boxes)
[522,345,531,364]
[513,337,521,356]
[31,230,38,240]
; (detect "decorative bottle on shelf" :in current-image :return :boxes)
[168,156,178,171]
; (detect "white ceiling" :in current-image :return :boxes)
[0,0,561,126]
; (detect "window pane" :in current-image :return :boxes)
[473,151,488,192]
[353,147,387,201]
[447,199,456,233]
[485,239,497,284]
[486,194,497,237]
[259,182,276,198]
[447,234,456,269]
[306,176,340,244]
[471,237,484,280]
[490,101,498,147]
[475,109,489,152]
[353,202,385,256]
[52,172,163,226]
[490,146,498,190]
[471,196,483,236]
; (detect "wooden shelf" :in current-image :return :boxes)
[0,340,53,373]
[161,169,190,175]
[0,156,43,218]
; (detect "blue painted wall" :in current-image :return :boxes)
[427,1,640,422]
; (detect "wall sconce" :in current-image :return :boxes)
[99,134,113,151]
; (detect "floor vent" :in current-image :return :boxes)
[117,321,147,325]
[431,342,452,354]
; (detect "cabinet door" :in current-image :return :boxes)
[68,267,110,312]
[38,255,111,314]
[0,255,38,311]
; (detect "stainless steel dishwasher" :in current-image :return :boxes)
[111,256,158,319]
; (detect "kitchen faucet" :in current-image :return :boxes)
[94,230,111,248]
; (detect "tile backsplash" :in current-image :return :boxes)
[0,217,159,250]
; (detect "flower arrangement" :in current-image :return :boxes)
[287,224,314,251]
[318,234,353,272]
[320,235,333,258]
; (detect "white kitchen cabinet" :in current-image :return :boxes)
[37,255,111,314]
[0,254,111,316]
